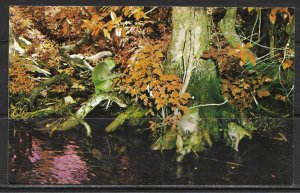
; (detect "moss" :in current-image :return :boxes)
[105,104,147,132]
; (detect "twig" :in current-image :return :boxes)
[199,157,244,167]
[258,8,261,42]
[106,138,112,154]
[69,51,113,71]
[60,30,91,53]
[145,7,157,15]
[250,10,259,42]
[286,85,294,98]
[278,40,290,94]
[189,98,228,109]
[69,54,94,71]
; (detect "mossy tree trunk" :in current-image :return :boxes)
[166,7,238,141]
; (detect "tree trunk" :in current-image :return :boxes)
[167,7,238,141]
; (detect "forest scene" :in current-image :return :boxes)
[9,6,294,185]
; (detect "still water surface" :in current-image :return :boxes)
[9,119,292,185]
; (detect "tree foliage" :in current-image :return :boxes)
[9,6,294,161]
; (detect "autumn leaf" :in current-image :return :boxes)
[62,21,69,34]
[231,87,241,96]
[275,94,286,101]
[269,8,278,24]
[257,89,270,98]
[169,97,180,106]
[179,106,188,112]
[248,7,255,12]
[103,28,111,39]
[181,92,191,100]
[156,100,165,110]
[282,59,293,70]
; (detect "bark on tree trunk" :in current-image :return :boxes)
[166,7,238,140]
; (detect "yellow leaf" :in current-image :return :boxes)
[275,94,286,101]
[269,8,278,24]
[243,42,253,49]
[232,87,241,96]
[248,7,254,12]
[269,14,276,24]
[181,92,191,100]
[282,60,293,70]
[103,28,111,39]
[62,22,69,34]
[257,89,270,98]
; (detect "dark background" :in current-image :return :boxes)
[0,0,299,192]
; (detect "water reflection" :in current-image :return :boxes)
[51,143,89,184]
[9,119,293,185]
[10,122,90,184]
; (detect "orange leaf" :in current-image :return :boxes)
[275,94,286,101]
[181,92,191,100]
[62,22,69,34]
[141,84,147,92]
[179,106,188,112]
[231,87,241,96]
[269,8,278,24]
[282,60,293,70]
[257,89,270,98]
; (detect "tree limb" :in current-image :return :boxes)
[48,92,128,136]
[60,30,91,53]
[27,73,72,106]
[219,8,257,65]
[69,51,113,71]
[105,104,147,132]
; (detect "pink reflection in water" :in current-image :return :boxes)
[28,138,41,164]
[51,144,89,184]
[23,137,89,184]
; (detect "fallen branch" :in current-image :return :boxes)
[27,73,72,106]
[25,105,69,118]
[69,51,113,71]
[60,30,91,53]
[189,98,228,109]
[48,92,128,136]
[105,104,147,132]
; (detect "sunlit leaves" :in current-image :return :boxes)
[228,43,256,65]
[123,6,148,21]
[247,7,255,13]
[275,94,286,102]
[81,14,104,38]
[201,46,273,110]
[282,59,293,70]
[257,88,270,98]
[115,43,191,131]
[9,53,36,94]
[81,6,147,39]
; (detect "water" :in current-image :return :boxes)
[9,119,293,185]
